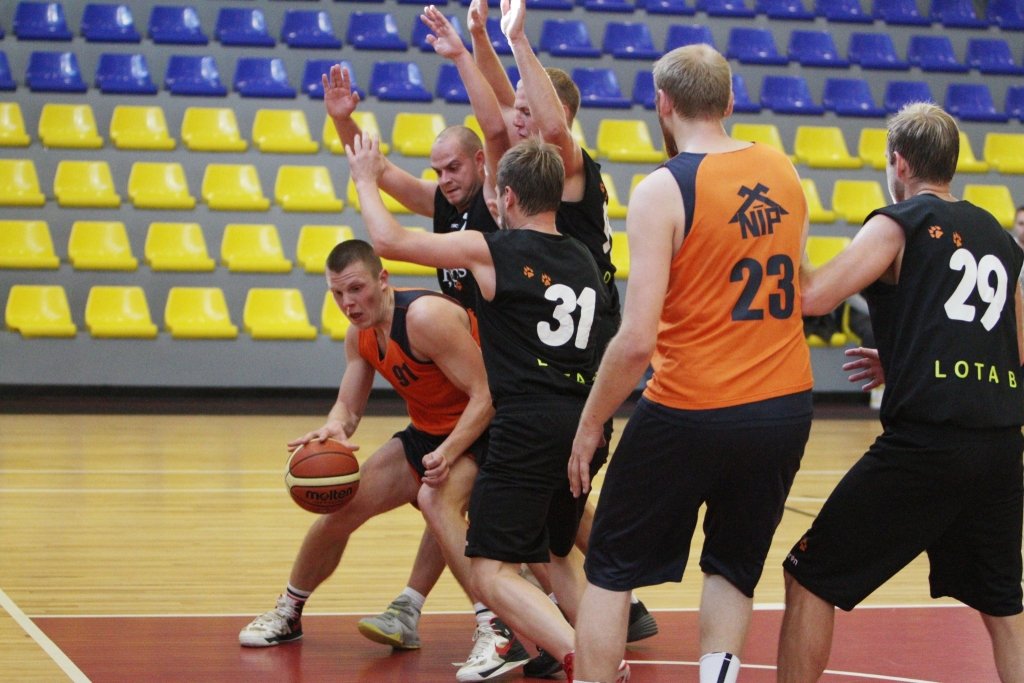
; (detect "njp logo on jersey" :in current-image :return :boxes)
[730,183,789,239]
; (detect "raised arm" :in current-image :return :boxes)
[467,0,517,111]
[323,64,437,217]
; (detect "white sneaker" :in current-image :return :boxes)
[357,595,422,649]
[455,618,530,681]
[238,596,303,647]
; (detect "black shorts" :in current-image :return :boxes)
[784,422,1024,616]
[396,424,489,480]
[465,397,610,564]
[585,393,812,597]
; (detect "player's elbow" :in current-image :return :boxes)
[800,286,838,317]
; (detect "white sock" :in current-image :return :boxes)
[629,593,639,605]
[283,584,312,615]
[547,592,558,605]
[473,603,495,627]
[699,652,740,683]
[400,587,426,614]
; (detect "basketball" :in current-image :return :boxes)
[285,438,360,514]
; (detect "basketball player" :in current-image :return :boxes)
[347,133,629,682]
[777,103,1024,682]
[568,44,813,683]
[238,240,517,669]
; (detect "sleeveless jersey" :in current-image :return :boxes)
[477,230,614,400]
[357,289,479,435]
[433,187,499,310]
[644,144,813,410]
[557,150,620,312]
[864,195,1024,429]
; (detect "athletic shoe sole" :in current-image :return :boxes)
[356,621,421,650]
[238,630,303,648]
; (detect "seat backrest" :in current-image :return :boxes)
[884,80,933,112]
[282,9,342,49]
[982,133,1024,172]
[38,103,103,149]
[873,0,931,24]
[370,61,433,102]
[82,3,141,42]
[755,0,815,20]
[202,164,270,211]
[164,287,238,339]
[987,0,1024,27]
[540,19,599,56]
[85,285,158,338]
[727,27,787,63]
[0,102,31,146]
[243,288,317,340]
[793,125,859,166]
[221,223,291,272]
[5,284,76,337]
[832,179,886,223]
[436,63,469,104]
[215,7,274,46]
[128,162,196,209]
[731,123,788,155]
[963,184,1015,228]
[945,83,1004,120]
[1005,86,1024,121]
[602,22,658,59]
[787,30,845,66]
[573,68,630,108]
[800,178,837,223]
[296,225,355,273]
[857,127,888,168]
[631,69,655,108]
[0,220,59,268]
[698,0,756,17]
[965,38,1021,74]
[14,1,73,40]
[323,110,388,154]
[907,35,965,71]
[234,57,296,98]
[26,50,87,92]
[391,112,446,156]
[164,54,226,96]
[110,105,175,150]
[95,52,158,94]
[822,77,883,116]
[181,107,246,151]
[54,160,121,207]
[664,24,715,51]
[814,0,872,21]
[929,0,988,26]
[731,73,761,113]
[148,4,208,44]
[0,51,15,91]
[320,290,351,340]
[0,159,46,206]
[303,59,362,100]
[347,11,408,50]
[68,220,137,270]
[252,109,318,153]
[760,75,823,114]
[145,222,215,271]
[275,166,343,213]
[847,32,907,69]
[806,236,852,268]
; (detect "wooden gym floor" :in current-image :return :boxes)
[0,399,1008,682]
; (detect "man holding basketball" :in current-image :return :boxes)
[238,240,508,664]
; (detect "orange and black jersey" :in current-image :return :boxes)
[358,289,479,435]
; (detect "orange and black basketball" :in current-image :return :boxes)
[285,438,360,514]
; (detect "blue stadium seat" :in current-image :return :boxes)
[484,17,512,55]
[164,54,227,96]
[148,5,208,45]
[697,0,756,16]
[347,12,408,50]
[664,24,715,51]
[822,78,885,117]
[632,69,655,108]
[966,38,1024,75]
[760,75,824,115]
[82,4,142,42]
[234,57,296,98]
[884,80,934,112]
[302,59,364,99]
[756,0,815,20]
[370,61,432,102]
[873,0,931,24]
[0,23,4,39]
[14,2,73,41]
[929,0,988,27]
[215,8,274,47]
[436,63,469,103]
[787,30,848,68]
[26,51,87,92]
[945,83,1009,123]
[731,73,761,113]
[602,22,659,59]
[1007,86,1024,122]
[95,53,158,94]
[815,0,873,22]
[0,52,16,91]
[907,35,968,73]
[540,19,600,57]
[727,27,788,65]
[412,14,468,52]
[582,0,636,12]
[848,32,909,70]
[987,0,1024,29]
[573,68,631,108]
[282,10,342,49]
[641,0,695,13]
[401,0,446,4]
[526,0,575,9]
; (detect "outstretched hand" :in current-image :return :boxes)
[467,0,488,36]
[323,64,361,120]
[843,346,884,391]
[345,132,387,184]
[286,422,359,453]
[421,5,468,60]
[499,0,525,42]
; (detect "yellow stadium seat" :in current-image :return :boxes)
[963,184,1016,229]
[610,231,629,279]
[392,112,446,156]
[601,173,627,219]
[0,159,45,206]
[109,105,175,151]
[296,225,355,273]
[202,164,269,211]
[381,228,435,276]
[164,287,238,339]
[572,118,596,159]
[321,290,351,340]
[244,288,317,340]
[983,133,1024,174]
[596,119,665,163]
[221,223,292,273]
[832,179,886,224]
[181,107,248,152]
[731,122,790,158]
[346,176,411,214]
[253,109,319,153]
[0,220,59,269]
[956,131,989,174]
[54,160,121,207]
[463,114,483,142]
[0,102,30,147]
[275,165,343,212]
[85,286,158,338]
[128,162,196,210]
[793,126,862,169]
[323,111,390,154]
[805,235,851,269]
[144,222,215,272]
[5,285,76,337]
[801,178,837,224]
[38,103,103,149]
[857,128,887,170]
[68,221,138,271]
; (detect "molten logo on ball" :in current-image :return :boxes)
[285,438,361,514]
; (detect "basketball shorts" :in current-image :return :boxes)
[585,393,812,596]
[784,423,1024,616]
[395,424,489,481]
[465,397,610,564]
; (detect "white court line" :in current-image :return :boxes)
[0,587,90,683]
[626,660,938,683]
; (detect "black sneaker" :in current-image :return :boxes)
[626,601,659,642]
[523,647,562,678]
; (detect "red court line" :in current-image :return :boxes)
[35,606,995,682]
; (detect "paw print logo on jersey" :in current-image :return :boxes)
[953,232,963,248]
[928,225,944,239]
[523,266,534,278]
[541,274,552,286]
[798,536,809,552]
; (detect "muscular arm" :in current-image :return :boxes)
[468,0,517,111]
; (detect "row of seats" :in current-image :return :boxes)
[4,283,350,340]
